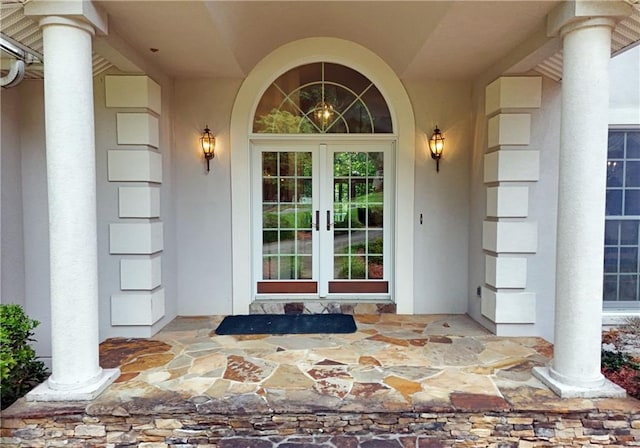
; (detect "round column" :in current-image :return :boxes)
[551,18,616,389]
[40,16,102,390]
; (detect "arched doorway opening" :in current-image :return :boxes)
[230,38,415,314]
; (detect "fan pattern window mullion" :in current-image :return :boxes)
[253,62,391,134]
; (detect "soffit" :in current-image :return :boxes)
[534,1,640,81]
[0,0,112,79]
[1,0,640,83]
[401,0,558,80]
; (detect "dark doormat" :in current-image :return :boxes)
[214,314,357,335]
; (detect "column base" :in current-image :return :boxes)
[26,368,120,402]
[533,366,626,399]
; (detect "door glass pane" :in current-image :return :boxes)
[333,151,384,280]
[261,151,313,280]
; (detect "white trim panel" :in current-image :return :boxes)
[120,255,162,290]
[116,113,159,148]
[481,287,536,324]
[118,186,161,218]
[484,150,540,183]
[107,150,162,183]
[109,222,163,254]
[105,75,162,114]
[111,288,165,326]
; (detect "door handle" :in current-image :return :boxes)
[326,210,331,231]
[314,210,319,231]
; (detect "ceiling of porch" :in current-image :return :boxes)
[1,0,640,83]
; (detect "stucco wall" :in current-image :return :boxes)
[5,56,633,357]
[609,45,640,126]
[93,69,179,340]
[467,83,494,334]
[170,75,473,316]
[525,77,561,341]
[467,75,562,343]
[172,78,241,315]
[0,85,26,307]
[10,81,51,362]
[1,69,177,362]
[407,80,473,314]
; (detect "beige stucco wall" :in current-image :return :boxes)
[406,79,473,314]
[170,71,474,316]
[1,80,51,363]
[5,40,636,358]
[467,73,563,343]
[0,85,26,308]
[93,68,178,340]
[609,45,640,126]
[172,77,242,315]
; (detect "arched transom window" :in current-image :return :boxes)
[253,62,392,134]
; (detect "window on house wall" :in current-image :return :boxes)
[253,62,392,134]
[604,129,640,308]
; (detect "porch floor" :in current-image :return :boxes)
[4,314,640,447]
[89,314,632,415]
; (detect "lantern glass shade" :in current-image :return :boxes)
[201,126,215,159]
[429,127,444,159]
[314,101,334,123]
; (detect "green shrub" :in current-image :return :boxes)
[601,349,636,372]
[0,304,48,409]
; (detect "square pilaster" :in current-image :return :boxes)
[108,150,162,183]
[109,222,163,254]
[105,75,162,114]
[116,113,159,148]
[484,151,540,183]
[487,114,531,149]
[120,255,162,290]
[481,288,536,324]
[119,186,161,218]
[111,288,165,326]
[485,77,542,116]
[482,221,538,254]
[485,255,528,289]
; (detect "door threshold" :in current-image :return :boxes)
[249,300,396,315]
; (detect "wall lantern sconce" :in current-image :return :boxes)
[429,126,445,172]
[200,125,215,172]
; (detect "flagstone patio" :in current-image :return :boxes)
[94,314,557,414]
[2,314,640,447]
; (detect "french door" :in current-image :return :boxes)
[252,141,393,299]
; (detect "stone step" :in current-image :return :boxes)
[249,300,396,315]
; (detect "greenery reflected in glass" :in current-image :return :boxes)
[261,151,314,280]
[333,151,384,280]
[253,62,391,134]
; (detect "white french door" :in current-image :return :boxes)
[252,140,393,299]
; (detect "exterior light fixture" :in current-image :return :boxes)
[429,126,445,172]
[200,125,215,172]
[314,101,334,124]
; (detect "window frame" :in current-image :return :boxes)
[604,128,640,309]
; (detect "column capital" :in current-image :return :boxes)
[24,0,108,35]
[547,0,632,37]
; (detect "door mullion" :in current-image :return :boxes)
[318,144,330,297]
